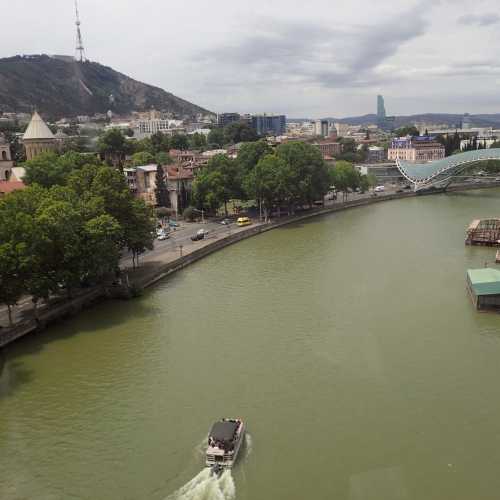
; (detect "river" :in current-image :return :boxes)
[2,190,500,500]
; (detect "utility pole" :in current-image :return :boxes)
[74,0,87,62]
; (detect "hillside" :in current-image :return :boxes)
[0,55,212,119]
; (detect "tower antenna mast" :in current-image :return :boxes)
[74,0,87,62]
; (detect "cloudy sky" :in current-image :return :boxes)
[2,0,500,117]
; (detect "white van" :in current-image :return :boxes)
[374,185,385,193]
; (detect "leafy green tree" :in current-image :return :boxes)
[244,154,293,219]
[207,128,225,148]
[155,165,170,207]
[123,199,155,269]
[97,128,131,167]
[189,133,207,149]
[223,122,258,145]
[131,151,155,166]
[0,242,28,326]
[276,142,330,208]
[150,132,170,154]
[394,126,419,137]
[169,134,189,151]
[237,141,272,172]
[155,151,173,165]
[192,169,226,214]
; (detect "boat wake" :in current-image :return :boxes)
[165,468,235,500]
[244,434,253,458]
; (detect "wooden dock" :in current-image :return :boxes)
[466,219,500,246]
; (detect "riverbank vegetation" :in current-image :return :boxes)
[191,141,374,218]
[0,153,155,325]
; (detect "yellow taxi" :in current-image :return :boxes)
[236,217,252,227]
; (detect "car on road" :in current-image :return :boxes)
[157,231,169,241]
[191,228,209,241]
[169,220,180,228]
[237,217,252,227]
[374,185,385,193]
[220,218,231,225]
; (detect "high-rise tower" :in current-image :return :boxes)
[74,0,87,62]
[377,95,386,120]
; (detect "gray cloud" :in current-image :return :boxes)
[458,13,500,26]
[197,3,431,90]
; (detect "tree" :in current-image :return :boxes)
[156,151,173,165]
[150,132,170,154]
[192,169,226,214]
[189,133,207,149]
[0,242,27,326]
[207,128,225,148]
[394,126,419,137]
[169,134,189,151]
[131,151,155,167]
[237,141,272,172]
[155,165,170,207]
[97,128,131,167]
[276,142,330,208]
[123,199,156,269]
[244,154,293,219]
[223,122,258,145]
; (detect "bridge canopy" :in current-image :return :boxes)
[397,148,500,187]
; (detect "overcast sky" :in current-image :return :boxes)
[2,0,500,117]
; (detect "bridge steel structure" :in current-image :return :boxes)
[396,148,500,191]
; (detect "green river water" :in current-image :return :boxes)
[2,190,500,500]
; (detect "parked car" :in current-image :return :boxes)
[220,218,231,225]
[169,220,179,228]
[157,232,169,241]
[374,185,385,193]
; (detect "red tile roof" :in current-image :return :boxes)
[0,181,25,194]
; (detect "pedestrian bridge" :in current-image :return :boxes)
[396,148,500,191]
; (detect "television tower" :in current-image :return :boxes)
[74,0,87,62]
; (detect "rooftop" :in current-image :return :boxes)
[23,112,55,141]
[0,181,26,195]
[467,268,500,296]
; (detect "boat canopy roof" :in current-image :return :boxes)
[209,421,239,442]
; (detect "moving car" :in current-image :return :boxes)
[374,185,385,193]
[206,418,245,474]
[237,217,252,227]
[190,228,208,241]
[220,218,231,225]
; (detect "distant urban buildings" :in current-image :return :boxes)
[367,146,386,162]
[314,119,330,137]
[251,114,286,136]
[388,136,445,162]
[217,113,241,128]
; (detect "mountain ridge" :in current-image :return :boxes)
[0,55,212,120]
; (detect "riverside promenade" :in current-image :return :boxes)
[1,182,498,348]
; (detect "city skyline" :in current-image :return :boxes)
[1,0,500,118]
